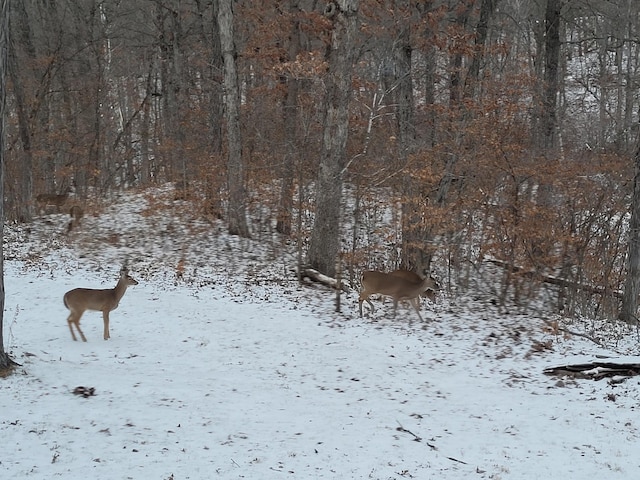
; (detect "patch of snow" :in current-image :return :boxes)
[2,188,639,479]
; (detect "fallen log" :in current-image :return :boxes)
[300,267,350,292]
[544,358,640,380]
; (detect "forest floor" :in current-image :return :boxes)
[1,186,640,479]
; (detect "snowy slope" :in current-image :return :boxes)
[2,189,640,479]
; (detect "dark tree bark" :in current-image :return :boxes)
[448,2,472,106]
[156,0,187,188]
[541,0,562,151]
[463,0,497,99]
[0,0,17,372]
[218,0,250,237]
[394,1,426,271]
[418,1,437,147]
[8,0,34,222]
[276,0,302,236]
[620,131,640,324]
[307,0,359,277]
[202,0,224,218]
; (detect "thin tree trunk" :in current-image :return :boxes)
[277,0,301,236]
[463,0,497,100]
[218,0,250,237]
[395,1,425,271]
[620,130,640,324]
[8,0,33,222]
[542,0,562,151]
[306,0,359,277]
[201,0,224,217]
[0,0,17,371]
[140,68,153,184]
[421,7,436,147]
[448,2,472,106]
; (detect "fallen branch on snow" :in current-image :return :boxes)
[544,359,640,381]
[300,267,349,292]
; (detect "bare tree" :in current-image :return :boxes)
[619,131,640,324]
[541,0,562,151]
[276,0,302,236]
[0,0,17,372]
[7,0,34,222]
[217,0,250,237]
[393,0,426,271]
[307,0,359,277]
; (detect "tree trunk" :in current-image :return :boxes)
[203,0,224,218]
[306,0,359,277]
[419,2,436,148]
[541,0,562,151]
[276,0,301,236]
[8,0,34,222]
[448,2,472,106]
[395,1,426,271]
[155,0,182,185]
[0,0,17,372]
[463,0,497,100]
[217,0,250,237]
[619,131,640,324]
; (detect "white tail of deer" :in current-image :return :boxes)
[64,267,138,341]
[359,270,439,321]
[36,187,71,213]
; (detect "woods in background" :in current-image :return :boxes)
[3,0,640,321]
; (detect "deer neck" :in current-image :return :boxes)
[113,277,130,302]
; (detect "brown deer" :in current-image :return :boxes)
[359,270,438,321]
[36,187,72,213]
[64,267,138,341]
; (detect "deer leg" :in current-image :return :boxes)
[359,293,376,317]
[410,298,424,322]
[67,313,78,341]
[103,311,110,340]
[68,312,87,342]
[76,323,87,342]
[365,299,375,314]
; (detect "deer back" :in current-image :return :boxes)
[64,287,120,312]
[361,271,431,300]
[390,269,439,293]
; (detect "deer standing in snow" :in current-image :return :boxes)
[64,267,138,341]
[359,270,438,321]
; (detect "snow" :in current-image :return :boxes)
[2,189,640,479]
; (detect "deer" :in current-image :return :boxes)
[358,270,439,322]
[64,267,138,341]
[36,187,72,213]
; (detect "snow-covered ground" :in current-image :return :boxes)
[2,189,640,479]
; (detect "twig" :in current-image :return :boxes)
[447,456,468,464]
[396,421,422,442]
[396,422,471,466]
